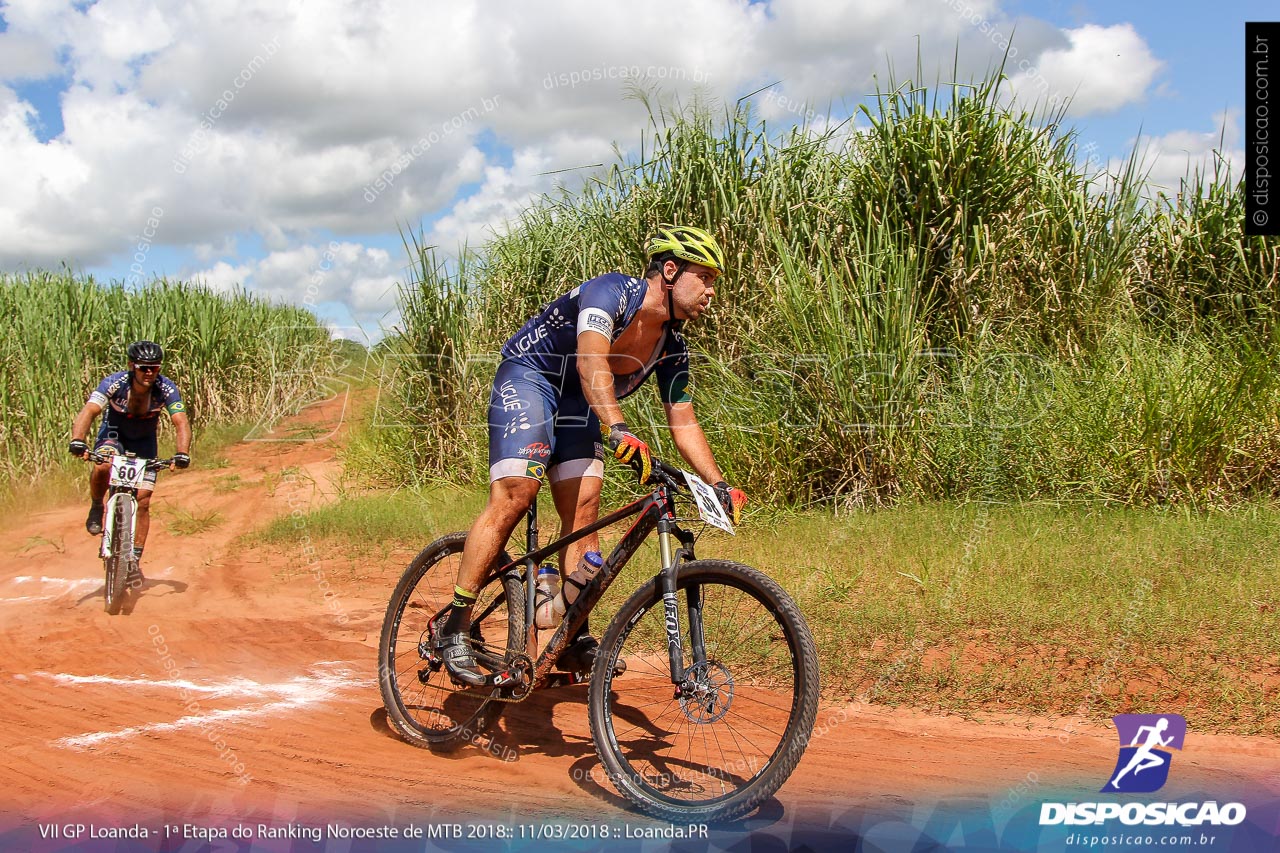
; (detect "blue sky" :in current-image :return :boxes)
[0,0,1267,341]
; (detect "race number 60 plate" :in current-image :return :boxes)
[682,471,735,535]
[109,456,146,488]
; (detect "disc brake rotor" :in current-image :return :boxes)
[678,660,734,723]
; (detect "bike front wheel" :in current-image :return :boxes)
[378,532,525,751]
[103,497,133,615]
[589,559,819,822]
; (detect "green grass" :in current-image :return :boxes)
[166,506,224,536]
[748,502,1279,733]
[17,535,66,555]
[260,488,1280,735]
[0,465,87,526]
[211,474,245,494]
[253,487,486,546]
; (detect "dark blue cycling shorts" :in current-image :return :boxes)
[487,359,604,483]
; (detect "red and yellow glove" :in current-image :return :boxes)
[604,422,652,484]
[713,481,747,525]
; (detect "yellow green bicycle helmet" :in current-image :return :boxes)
[644,224,726,273]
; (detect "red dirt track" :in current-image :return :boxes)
[2,391,1278,848]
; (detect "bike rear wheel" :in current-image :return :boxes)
[378,532,525,750]
[103,497,133,615]
[589,559,819,822]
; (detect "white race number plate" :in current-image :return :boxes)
[682,471,735,535]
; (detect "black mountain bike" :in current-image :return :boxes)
[378,457,819,822]
[85,450,172,614]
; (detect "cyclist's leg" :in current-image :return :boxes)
[547,402,611,671]
[134,486,154,548]
[90,431,119,501]
[89,459,110,501]
[548,473,602,664]
[441,476,537,685]
[549,473,602,583]
[130,485,154,584]
[443,361,555,684]
[547,398,606,583]
[454,477,540,599]
[128,435,159,553]
[457,360,559,595]
[86,436,120,534]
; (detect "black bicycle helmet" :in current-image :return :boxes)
[127,340,164,364]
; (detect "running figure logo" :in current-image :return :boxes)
[1102,714,1187,793]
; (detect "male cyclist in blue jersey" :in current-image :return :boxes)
[68,340,192,582]
[439,225,748,686]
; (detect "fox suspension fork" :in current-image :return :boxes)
[658,516,706,687]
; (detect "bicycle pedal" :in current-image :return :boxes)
[545,672,587,688]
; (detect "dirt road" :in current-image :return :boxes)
[2,391,1277,851]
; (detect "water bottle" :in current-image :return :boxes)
[558,550,604,610]
[534,564,561,629]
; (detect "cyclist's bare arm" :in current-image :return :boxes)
[170,410,192,455]
[577,330,627,428]
[664,401,726,484]
[578,330,726,484]
[70,401,103,444]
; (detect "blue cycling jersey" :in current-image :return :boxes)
[499,272,692,405]
[88,371,186,444]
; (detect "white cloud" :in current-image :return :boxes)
[0,30,61,80]
[427,134,617,250]
[1131,110,1243,196]
[189,240,402,329]
[193,236,237,262]
[1006,23,1163,115]
[0,0,1180,327]
[190,260,251,293]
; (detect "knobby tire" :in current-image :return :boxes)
[378,532,525,751]
[588,559,819,822]
[103,497,133,615]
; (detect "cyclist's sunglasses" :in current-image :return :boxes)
[133,364,161,373]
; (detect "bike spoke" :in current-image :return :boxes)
[380,535,524,748]
[596,568,809,812]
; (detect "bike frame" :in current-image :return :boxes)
[88,451,169,560]
[485,465,704,693]
[100,490,137,558]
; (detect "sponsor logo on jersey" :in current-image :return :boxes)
[519,441,551,459]
[583,311,613,337]
[514,323,550,353]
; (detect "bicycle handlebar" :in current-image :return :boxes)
[83,450,176,471]
[643,456,691,493]
[647,457,680,485]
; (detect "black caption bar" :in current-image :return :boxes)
[1247,22,1279,235]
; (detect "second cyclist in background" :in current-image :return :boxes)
[69,340,192,584]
